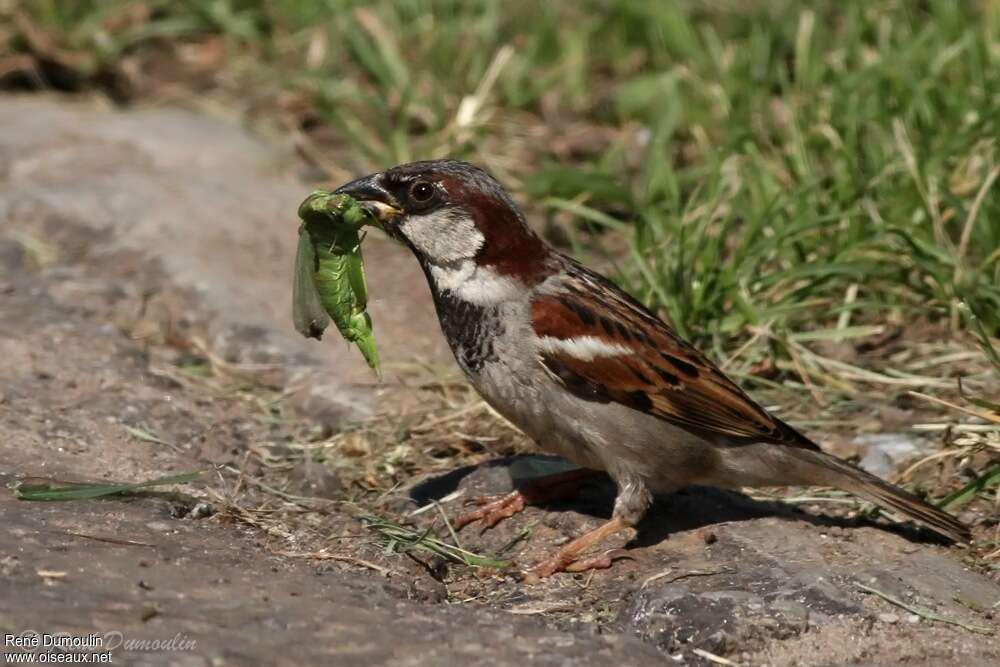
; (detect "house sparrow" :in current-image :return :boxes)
[334,159,970,577]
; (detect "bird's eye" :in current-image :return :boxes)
[408,181,436,205]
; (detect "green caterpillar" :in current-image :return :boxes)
[293,192,380,374]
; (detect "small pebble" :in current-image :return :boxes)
[906,613,921,624]
[703,531,718,545]
[189,502,216,519]
[877,613,899,624]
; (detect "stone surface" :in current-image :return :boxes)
[855,433,925,477]
[0,486,664,666]
[404,462,999,665]
[0,95,448,426]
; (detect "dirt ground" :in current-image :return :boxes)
[1,96,997,666]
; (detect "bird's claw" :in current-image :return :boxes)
[524,548,633,581]
[453,491,526,531]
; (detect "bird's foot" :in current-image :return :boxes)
[528,548,632,579]
[524,516,631,580]
[453,467,597,532]
[453,491,526,530]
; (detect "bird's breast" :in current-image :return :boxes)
[430,289,505,374]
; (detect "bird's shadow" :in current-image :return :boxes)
[406,455,949,546]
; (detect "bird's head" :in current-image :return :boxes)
[335,160,553,291]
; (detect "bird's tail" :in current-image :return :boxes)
[789,448,970,543]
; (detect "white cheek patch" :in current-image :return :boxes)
[430,261,522,305]
[537,336,633,361]
[399,208,484,264]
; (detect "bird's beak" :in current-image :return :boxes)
[333,173,401,228]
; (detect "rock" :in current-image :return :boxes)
[188,502,216,520]
[421,460,1000,662]
[145,521,173,532]
[620,516,999,660]
[1,486,666,666]
[623,529,855,654]
[855,433,925,477]
[404,458,1000,662]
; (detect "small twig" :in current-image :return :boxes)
[750,494,862,506]
[641,568,674,588]
[895,450,963,483]
[362,513,511,568]
[54,530,156,548]
[908,390,1000,424]
[796,351,954,388]
[409,489,466,516]
[435,501,463,551]
[720,322,771,370]
[911,423,999,433]
[123,425,176,449]
[836,283,859,331]
[641,567,732,589]
[786,339,825,405]
[280,550,392,577]
[409,403,489,433]
[495,527,532,557]
[505,602,576,615]
[953,165,1000,329]
[856,583,992,635]
[220,465,337,511]
[691,647,740,666]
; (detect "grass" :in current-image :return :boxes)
[938,463,1000,512]
[362,512,513,568]
[856,582,994,635]
[14,471,202,501]
[6,0,998,370]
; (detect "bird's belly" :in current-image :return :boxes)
[471,353,607,471]
[473,355,722,488]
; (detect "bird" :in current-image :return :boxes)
[333,159,970,577]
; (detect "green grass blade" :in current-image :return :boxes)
[15,472,203,502]
[936,464,1000,512]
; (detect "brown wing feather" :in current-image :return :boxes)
[533,263,818,451]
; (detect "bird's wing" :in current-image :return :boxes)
[531,262,817,450]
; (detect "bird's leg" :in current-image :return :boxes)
[526,475,652,579]
[453,467,598,530]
